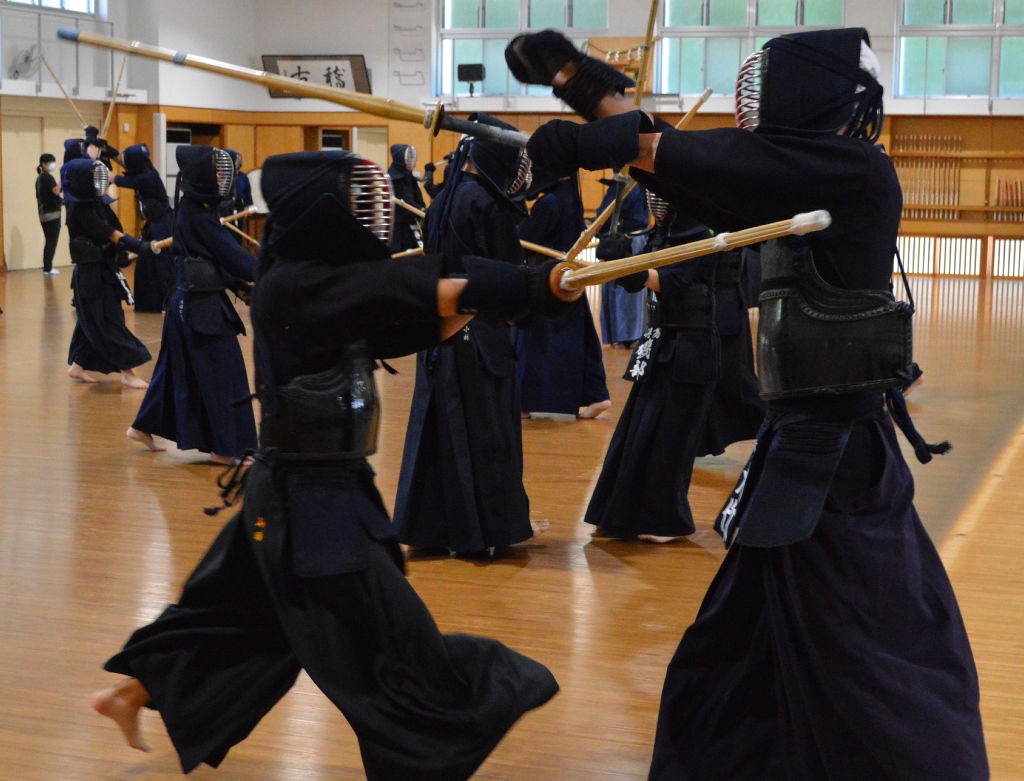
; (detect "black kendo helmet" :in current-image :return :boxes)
[735,27,884,143]
[260,150,395,262]
[62,158,109,203]
[465,112,533,203]
[64,137,88,164]
[390,144,417,174]
[121,143,152,173]
[177,145,236,201]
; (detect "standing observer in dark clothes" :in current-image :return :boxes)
[393,113,540,557]
[515,171,610,418]
[387,143,426,253]
[92,149,569,780]
[510,26,987,779]
[127,145,257,464]
[62,157,157,389]
[114,144,176,311]
[584,195,764,542]
[36,153,63,275]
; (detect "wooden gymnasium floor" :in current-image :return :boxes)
[0,268,1022,780]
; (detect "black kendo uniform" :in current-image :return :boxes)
[114,144,176,311]
[103,150,560,779]
[394,113,535,555]
[584,203,764,538]
[514,172,609,415]
[130,146,257,460]
[62,157,152,375]
[387,143,426,253]
[513,26,987,780]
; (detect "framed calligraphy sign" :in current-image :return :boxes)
[260,54,371,97]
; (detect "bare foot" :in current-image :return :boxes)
[578,399,612,419]
[638,534,685,544]
[68,364,99,383]
[126,427,165,452]
[92,680,152,753]
[121,371,149,389]
[530,519,550,536]
[208,453,235,465]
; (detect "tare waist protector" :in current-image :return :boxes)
[756,239,915,400]
[259,347,380,459]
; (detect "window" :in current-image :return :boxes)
[658,0,842,96]
[439,0,608,97]
[5,0,95,12]
[897,0,1024,98]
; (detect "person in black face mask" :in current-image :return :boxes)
[393,113,546,558]
[92,149,574,780]
[509,27,987,779]
[62,157,157,388]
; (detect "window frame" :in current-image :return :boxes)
[895,0,1024,98]
[437,0,609,98]
[656,0,845,97]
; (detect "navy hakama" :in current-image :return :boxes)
[514,178,609,415]
[648,415,988,780]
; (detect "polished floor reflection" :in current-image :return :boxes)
[0,269,1021,780]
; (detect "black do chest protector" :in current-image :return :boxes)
[756,239,915,399]
[259,342,381,460]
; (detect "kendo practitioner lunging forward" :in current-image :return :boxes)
[93,150,568,779]
[508,27,988,779]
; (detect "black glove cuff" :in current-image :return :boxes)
[505,29,583,86]
[116,234,145,254]
[616,270,649,293]
[577,111,646,171]
[458,255,530,320]
[554,56,636,120]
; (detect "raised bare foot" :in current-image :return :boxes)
[92,681,151,753]
[530,519,550,536]
[638,534,684,544]
[120,371,148,389]
[68,364,99,383]
[578,399,612,419]
[126,427,165,452]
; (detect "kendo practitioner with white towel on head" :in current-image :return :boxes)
[92,149,570,779]
[508,27,987,779]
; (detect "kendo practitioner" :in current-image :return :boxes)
[114,143,176,312]
[63,156,156,388]
[393,113,540,557]
[595,177,649,347]
[127,146,258,464]
[93,149,571,779]
[218,149,254,244]
[585,193,764,542]
[514,167,611,418]
[508,27,988,779]
[387,143,426,253]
